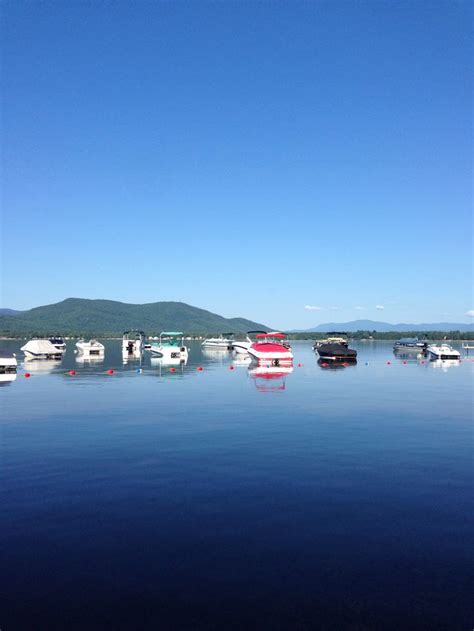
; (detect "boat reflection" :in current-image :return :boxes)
[75,355,105,365]
[430,359,460,372]
[248,364,293,391]
[0,373,17,386]
[150,357,187,375]
[23,358,63,373]
[317,358,357,370]
[232,355,252,367]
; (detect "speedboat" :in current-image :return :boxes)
[393,337,427,352]
[21,339,63,359]
[75,339,105,357]
[316,342,357,362]
[313,332,349,350]
[233,331,267,355]
[426,344,460,360]
[150,332,189,362]
[247,332,293,365]
[122,330,145,357]
[201,333,234,351]
[49,336,67,353]
[0,349,17,374]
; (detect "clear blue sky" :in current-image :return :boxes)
[1,1,472,329]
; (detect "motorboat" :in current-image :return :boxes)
[0,349,17,374]
[201,333,234,351]
[247,332,293,365]
[49,336,67,353]
[21,339,63,359]
[122,330,145,357]
[393,337,427,352]
[150,332,189,362]
[426,344,460,360]
[316,342,357,362]
[313,332,349,350]
[233,331,267,355]
[75,339,105,357]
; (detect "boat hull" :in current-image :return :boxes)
[248,342,293,364]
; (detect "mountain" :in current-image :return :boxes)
[0,308,21,316]
[302,320,474,333]
[0,298,270,336]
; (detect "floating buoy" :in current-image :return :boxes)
[169,367,176,372]
[421,361,425,364]
[197,366,203,371]
[136,368,142,373]
[24,372,31,378]
[365,362,369,366]
[107,369,114,375]
[403,361,407,365]
[297,363,302,367]
[68,370,76,376]
[229,365,234,370]
[387,361,391,365]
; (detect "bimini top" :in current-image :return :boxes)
[160,331,184,336]
[326,331,348,336]
[123,330,146,336]
[247,330,268,335]
[256,332,287,339]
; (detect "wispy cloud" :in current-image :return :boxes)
[304,305,322,311]
[466,309,474,317]
[375,305,385,310]
[354,306,365,311]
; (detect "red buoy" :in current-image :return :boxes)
[229,365,234,370]
[169,367,176,372]
[68,370,76,376]
[107,369,114,375]
[197,366,203,371]
[403,361,407,365]
[24,372,31,378]
[297,363,302,367]
[387,361,391,365]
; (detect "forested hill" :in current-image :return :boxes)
[0,298,270,336]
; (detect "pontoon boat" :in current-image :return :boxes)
[150,332,189,362]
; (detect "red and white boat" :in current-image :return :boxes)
[247,332,293,364]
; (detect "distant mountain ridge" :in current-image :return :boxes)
[301,319,474,333]
[0,298,270,335]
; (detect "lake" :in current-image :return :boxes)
[1,340,473,630]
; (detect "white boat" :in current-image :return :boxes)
[232,331,267,355]
[49,337,67,353]
[75,339,105,357]
[201,333,234,351]
[0,349,17,374]
[122,330,145,357]
[150,332,189,362]
[247,332,293,365]
[21,339,63,359]
[426,344,460,360]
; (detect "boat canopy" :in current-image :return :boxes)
[326,331,348,335]
[123,330,146,336]
[247,330,268,335]
[256,332,287,339]
[160,331,184,336]
[397,337,418,343]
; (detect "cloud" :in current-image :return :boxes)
[466,310,474,317]
[304,305,322,311]
[354,306,365,311]
[375,305,385,310]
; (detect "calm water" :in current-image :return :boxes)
[1,340,473,630]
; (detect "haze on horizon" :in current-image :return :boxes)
[1,1,472,330]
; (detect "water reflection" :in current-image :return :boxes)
[75,355,105,365]
[430,359,461,372]
[0,373,17,386]
[248,364,293,392]
[23,358,63,373]
[317,358,357,370]
[150,357,187,375]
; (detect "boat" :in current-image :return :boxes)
[21,339,63,359]
[247,332,293,365]
[49,336,67,353]
[393,337,427,352]
[201,333,234,351]
[313,332,349,350]
[122,330,145,357]
[426,344,460,360]
[0,349,17,374]
[316,342,357,361]
[150,332,189,362]
[75,339,105,357]
[233,331,267,355]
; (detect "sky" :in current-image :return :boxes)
[1,0,472,329]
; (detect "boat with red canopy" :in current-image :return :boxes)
[247,332,293,364]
